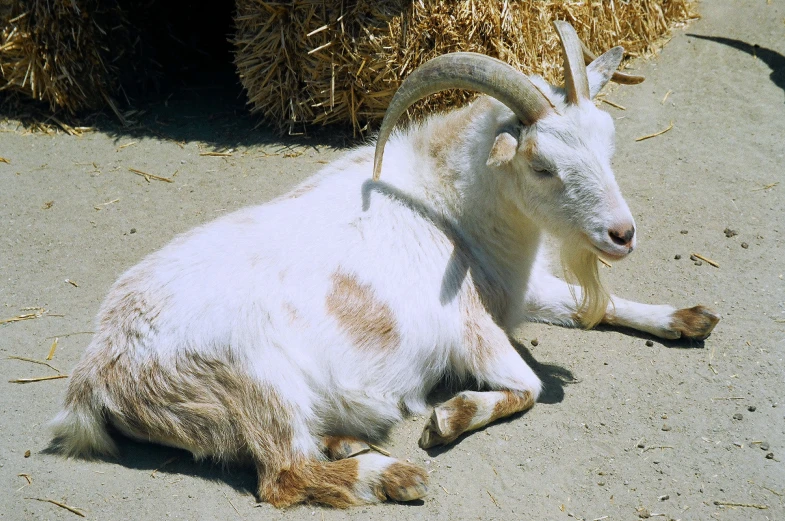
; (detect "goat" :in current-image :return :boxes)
[50,22,719,507]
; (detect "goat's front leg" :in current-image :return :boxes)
[420,310,541,449]
[520,270,720,340]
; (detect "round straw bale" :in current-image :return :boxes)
[0,0,132,114]
[233,0,695,134]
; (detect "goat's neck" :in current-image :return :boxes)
[420,99,542,278]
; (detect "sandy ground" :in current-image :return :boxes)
[1,1,783,520]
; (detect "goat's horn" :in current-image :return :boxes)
[581,42,645,85]
[372,52,552,181]
[554,21,590,103]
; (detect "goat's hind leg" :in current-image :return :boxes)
[260,452,429,506]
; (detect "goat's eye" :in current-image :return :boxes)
[531,166,554,178]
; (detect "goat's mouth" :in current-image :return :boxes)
[586,236,633,261]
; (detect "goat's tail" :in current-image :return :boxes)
[50,373,118,458]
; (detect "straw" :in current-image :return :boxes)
[233,0,697,134]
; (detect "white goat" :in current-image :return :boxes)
[51,22,719,507]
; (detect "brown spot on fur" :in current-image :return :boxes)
[93,352,294,464]
[262,457,361,508]
[321,435,370,460]
[326,270,400,351]
[670,305,720,340]
[445,394,479,436]
[490,390,535,422]
[422,98,491,187]
[522,139,537,161]
[379,461,429,502]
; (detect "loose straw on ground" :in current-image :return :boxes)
[487,490,500,508]
[636,121,674,141]
[25,497,85,517]
[10,375,68,383]
[7,356,61,373]
[691,253,719,268]
[129,168,174,183]
[150,456,178,478]
[600,98,626,110]
[713,500,768,509]
[47,338,58,360]
[0,308,46,325]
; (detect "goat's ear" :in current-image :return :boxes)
[486,131,519,167]
[587,46,624,99]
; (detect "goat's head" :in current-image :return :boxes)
[373,22,643,266]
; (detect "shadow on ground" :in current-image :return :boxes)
[0,80,361,152]
[687,34,785,101]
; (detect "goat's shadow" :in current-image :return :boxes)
[41,434,258,501]
[593,323,708,349]
[687,34,785,101]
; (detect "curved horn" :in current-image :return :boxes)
[372,52,552,181]
[553,21,590,103]
[581,42,645,85]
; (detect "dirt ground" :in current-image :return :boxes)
[1,1,783,520]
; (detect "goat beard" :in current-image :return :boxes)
[560,241,610,329]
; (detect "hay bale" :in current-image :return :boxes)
[233,0,696,134]
[0,0,134,114]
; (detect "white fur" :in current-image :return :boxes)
[52,57,713,489]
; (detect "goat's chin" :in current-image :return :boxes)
[585,236,633,262]
[594,246,630,262]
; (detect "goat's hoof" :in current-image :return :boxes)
[320,435,371,460]
[380,461,429,502]
[669,305,721,340]
[418,409,454,449]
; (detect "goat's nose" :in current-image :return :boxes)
[608,226,635,247]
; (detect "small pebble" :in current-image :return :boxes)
[748,405,756,412]
[24,450,30,458]
[694,260,703,266]
[130,228,137,234]
[661,414,668,419]
[680,230,689,235]
[530,339,539,347]
[659,494,670,501]
[638,508,651,518]
[765,452,774,459]
[646,340,654,347]
[723,228,738,238]
[637,441,646,448]
[674,254,681,260]
[760,442,770,451]
[733,413,743,420]
[689,254,698,261]
[741,242,749,249]
[661,424,671,432]
[598,481,605,486]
